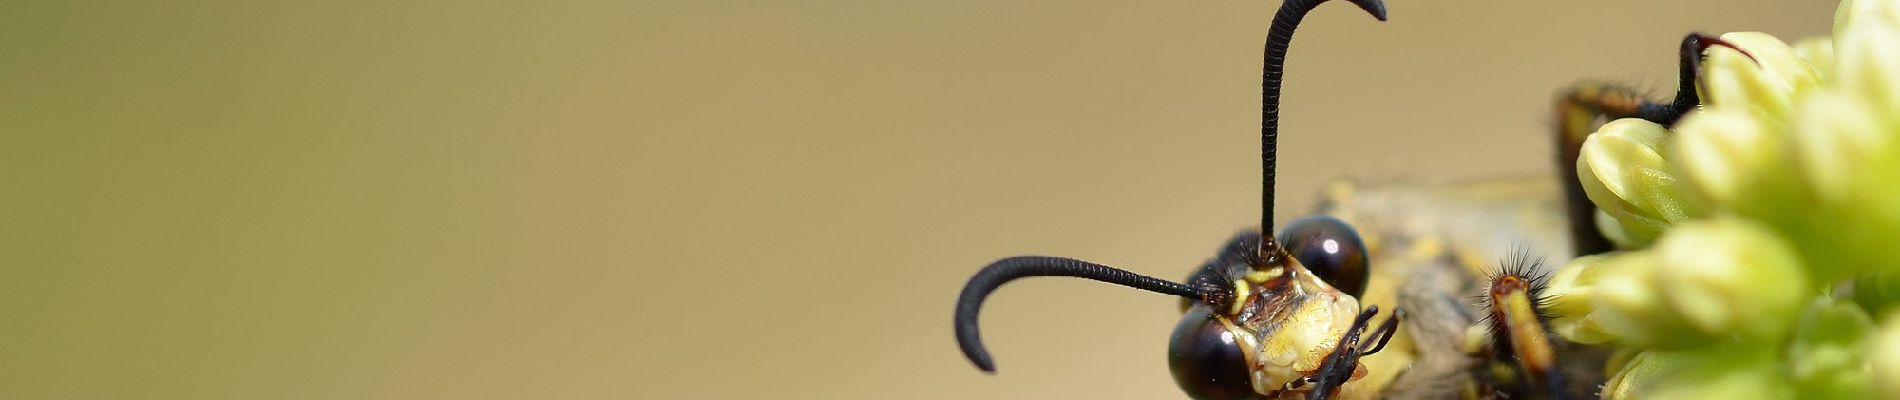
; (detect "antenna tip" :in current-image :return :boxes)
[958,333,999,372]
[966,348,998,372]
[957,319,1000,373]
[1345,0,1388,21]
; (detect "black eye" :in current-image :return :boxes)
[1168,305,1255,400]
[1277,215,1369,297]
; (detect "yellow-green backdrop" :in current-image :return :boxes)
[0,1,1830,398]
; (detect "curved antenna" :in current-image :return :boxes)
[1260,0,1388,236]
[954,256,1217,372]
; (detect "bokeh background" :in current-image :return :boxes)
[0,1,1833,398]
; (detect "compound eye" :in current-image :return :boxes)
[1168,305,1256,400]
[1277,215,1369,297]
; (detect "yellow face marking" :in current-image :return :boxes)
[1230,280,1253,315]
[1247,267,1285,284]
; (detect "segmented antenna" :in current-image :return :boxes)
[1261,0,1387,236]
[953,256,1225,372]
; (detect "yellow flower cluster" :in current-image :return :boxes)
[1547,0,1900,398]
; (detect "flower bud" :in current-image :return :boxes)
[1702,44,1795,120]
[1591,209,1651,250]
[1720,32,1825,96]
[1787,297,1875,398]
[1832,0,1900,120]
[1836,0,1900,57]
[1544,254,1617,344]
[1670,108,1807,222]
[1654,218,1810,341]
[1588,251,1700,347]
[1577,118,1694,246]
[1794,38,1836,80]
[1789,90,1900,275]
[1792,92,1888,205]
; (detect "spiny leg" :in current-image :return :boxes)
[1359,311,1402,356]
[1305,306,1405,400]
[1552,33,1750,257]
[1482,253,1561,398]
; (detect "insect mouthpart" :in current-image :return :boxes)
[1170,246,1367,400]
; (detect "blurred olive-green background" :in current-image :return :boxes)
[0,1,1830,398]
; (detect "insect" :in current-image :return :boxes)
[951,0,1740,398]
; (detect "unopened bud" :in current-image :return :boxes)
[1654,218,1810,341]
[1577,118,1693,246]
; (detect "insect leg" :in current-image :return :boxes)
[1304,306,1402,400]
[1551,33,1750,256]
[1306,306,1380,400]
[1358,308,1404,356]
[1481,252,1566,398]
